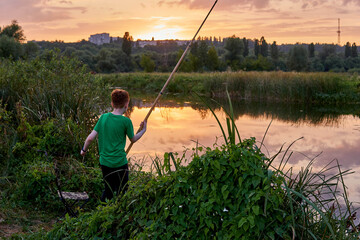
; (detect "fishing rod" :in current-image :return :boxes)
[126,0,218,154]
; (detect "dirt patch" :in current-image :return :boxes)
[0,219,56,238]
[0,224,23,238]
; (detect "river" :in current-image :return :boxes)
[120,97,360,205]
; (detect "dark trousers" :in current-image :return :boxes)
[100,164,129,202]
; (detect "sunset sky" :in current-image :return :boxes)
[1,0,360,44]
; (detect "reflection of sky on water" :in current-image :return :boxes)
[126,104,360,204]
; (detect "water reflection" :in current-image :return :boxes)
[126,97,360,127]
[123,97,360,203]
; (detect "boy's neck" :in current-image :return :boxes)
[112,107,126,115]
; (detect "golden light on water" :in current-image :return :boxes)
[127,106,360,203]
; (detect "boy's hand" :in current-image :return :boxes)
[140,121,147,131]
[80,149,86,156]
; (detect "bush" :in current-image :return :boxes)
[33,139,295,239]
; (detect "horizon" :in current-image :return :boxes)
[1,0,360,45]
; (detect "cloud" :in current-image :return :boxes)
[59,0,72,4]
[0,0,86,23]
[343,0,360,5]
[157,0,271,10]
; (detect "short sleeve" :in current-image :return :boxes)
[126,119,134,139]
[94,115,103,132]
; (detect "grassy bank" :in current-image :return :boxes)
[100,71,360,104]
[1,54,359,238]
[18,130,360,239]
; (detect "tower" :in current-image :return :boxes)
[337,18,341,45]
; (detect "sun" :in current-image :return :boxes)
[136,25,184,40]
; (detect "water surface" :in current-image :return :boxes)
[124,98,360,203]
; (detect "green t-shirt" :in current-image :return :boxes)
[94,112,134,168]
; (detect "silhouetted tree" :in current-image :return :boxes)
[0,20,25,42]
[254,39,259,57]
[352,43,358,58]
[308,43,315,58]
[122,32,133,56]
[242,38,249,57]
[345,42,352,58]
[270,41,279,60]
[260,36,268,57]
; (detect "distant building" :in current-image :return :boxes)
[89,33,110,45]
[135,39,189,48]
[136,40,157,48]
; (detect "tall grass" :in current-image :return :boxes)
[99,71,360,104]
[0,50,103,125]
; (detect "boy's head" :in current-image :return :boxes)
[111,89,129,108]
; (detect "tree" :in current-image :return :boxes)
[0,20,25,42]
[140,54,155,72]
[112,49,133,72]
[198,40,209,70]
[345,42,351,58]
[324,54,344,72]
[319,44,336,62]
[308,57,324,72]
[0,35,23,59]
[176,49,192,72]
[122,32,133,56]
[260,36,268,57]
[243,38,249,57]
[308,43,315,58]
[224,35,244,70]
[206,45,219,71]
[190,41,199,56]
[287,45,308,71]
[270,41,279,60]
[24,41,39,59]
[352,43,358,58]
[254,39,259,57]
[95,49,115,73]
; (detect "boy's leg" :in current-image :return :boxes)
[100,165,115,201]
[116,164,129,194]
[100,164,129,201]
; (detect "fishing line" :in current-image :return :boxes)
[126,0,218,154]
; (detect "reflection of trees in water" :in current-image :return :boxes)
[190,99,360,126]
[124,97,360,126]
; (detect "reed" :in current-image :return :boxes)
[0,51,103,125]
[99,71,360,104]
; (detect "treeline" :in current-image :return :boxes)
[1,20,360,73]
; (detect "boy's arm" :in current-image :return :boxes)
[81,130,98,156]
[130,121,147,143]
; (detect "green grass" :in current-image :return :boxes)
[1,54,360,239]
[99,71,360,104]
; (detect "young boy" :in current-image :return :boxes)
[80,89,146,201]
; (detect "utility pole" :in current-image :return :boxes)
[337,18,341,45]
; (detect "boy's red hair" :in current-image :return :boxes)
[111,89,129,108]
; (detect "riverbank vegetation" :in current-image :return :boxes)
[1,22,360,238]
[100,71,360,104]
[3,80,358,238]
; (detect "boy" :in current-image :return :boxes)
[80,89,146,201]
